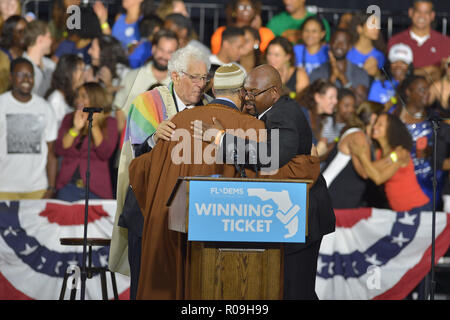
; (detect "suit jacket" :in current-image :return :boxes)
[221,96,335,251]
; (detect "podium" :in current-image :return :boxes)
[167,177,311,300]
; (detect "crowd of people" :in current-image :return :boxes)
[0,0,449,214]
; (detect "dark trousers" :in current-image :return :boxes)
[128,231,142,300]
[284,237,322,300]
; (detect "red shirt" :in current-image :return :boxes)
[54,113,119,199]
[387,28,450,68]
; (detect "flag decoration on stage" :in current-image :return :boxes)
[0,200,130,300]
[1,199,449,300]
[316,206,450,299]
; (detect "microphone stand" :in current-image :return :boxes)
[429,115,441,300]
[80,107,103,300]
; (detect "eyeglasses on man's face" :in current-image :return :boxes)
[243,86,275,98]
[181,71,210,84]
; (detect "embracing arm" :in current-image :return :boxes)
[350,143,408,186]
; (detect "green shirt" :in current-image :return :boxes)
[267,11,331,43]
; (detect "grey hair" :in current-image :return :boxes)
[167,44,211,77]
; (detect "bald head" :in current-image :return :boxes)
[242,64,282,116]
[246,64,282,92]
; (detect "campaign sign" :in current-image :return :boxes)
[188,180,307,243]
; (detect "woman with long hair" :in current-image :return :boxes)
[45,54,85,128]
[350,113,430,211]
[54,82,118,201]
[347,12,386,77]
[87,34,130,95]
[266,36,308,98]
[322,101,384,208]
[0,15,27,60]
[297,79,338,157]
[238,26,261,74]
[391,75,446,208]
[293,15,329,76]
[0,0,21,31]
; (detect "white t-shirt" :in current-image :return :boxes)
[0,92,58,192]
[47,90,72,129]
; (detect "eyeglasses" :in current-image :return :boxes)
[181,71,210,84]
[243,86,275,98]
[237,4,253,11]
[13,72,34,80]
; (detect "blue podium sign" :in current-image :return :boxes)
[187,180,307,243]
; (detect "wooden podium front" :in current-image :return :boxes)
[167,177,310,300]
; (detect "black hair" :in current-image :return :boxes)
[266,36,295,66]
[338,88,356,101]
[331,28,353,43]
[397,74,427,105]
[165,13,193,36]
[411,0,434,8]
[348,11,386,53]
[10,57,33,74]
[67,7,102,39]
[222,26,245,44]
[151,28,178,46]
[300,15,327,43]
[384,113,413,151]
[139,14,163,38]
[0,15,27,49]
[45,54,84,106]
[96,35,129,78]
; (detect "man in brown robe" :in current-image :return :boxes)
[129,96,320,299]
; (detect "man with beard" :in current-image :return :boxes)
[201,64,335,299]
[109,45,212,299]
[309,29,370,106]
[113,29,179,133]
[0,58,57,200]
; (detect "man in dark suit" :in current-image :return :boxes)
[247,65,335,299]
[208,64,335,299]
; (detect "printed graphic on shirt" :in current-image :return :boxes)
[6,113,45,154]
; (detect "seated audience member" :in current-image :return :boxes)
[54,82,118,201]
[22,20,55,97]
[266,36,307,98]
[53,7,101,65]
[0,58,57,200]
[164,13,211,56]
[390,75,447,208]
[266,0,331,43]
[211,0,274,55]
[156,0,189,19]
[309,28,370,106]
[350,113,431,212]
[210,26,245,67]
[387,0,450,80]
[45,54,85,128]
[128,14,163,69]
[368,43,414,108]
[322,101,384,209]
[0,15,27,60]
[113,29,178,133]
[239,26,261,74]
[294,16,329,76]
[297,79,338,157]
[347,12,386,77]
[86,34,130,95]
